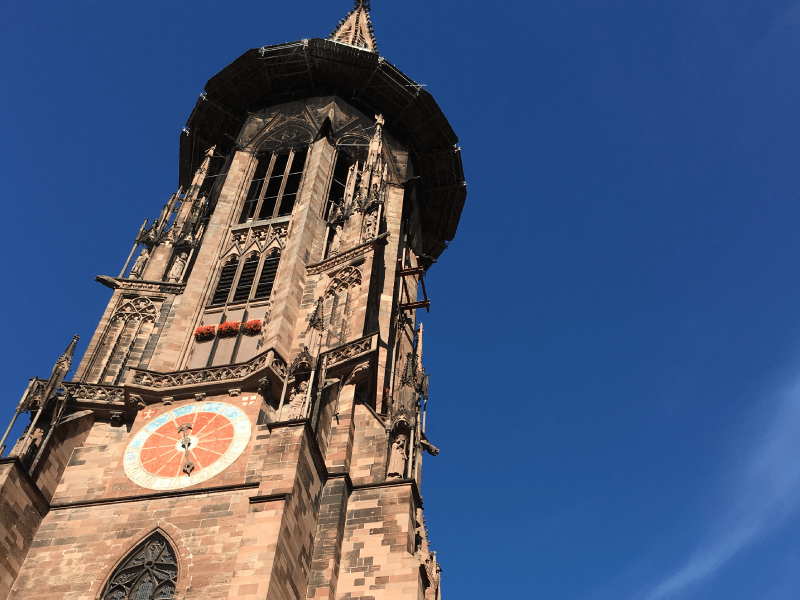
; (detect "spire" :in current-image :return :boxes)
[186,145,215,201]
[329,0,378,53]
[42,335,79,401]
[53,335,79,376]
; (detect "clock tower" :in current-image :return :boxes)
[0,3,466,600]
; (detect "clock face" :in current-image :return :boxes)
[123,401,251,490]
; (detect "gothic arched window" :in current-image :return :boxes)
[232,254,260,303]
[238,148,308,224]
[101,532,178,600]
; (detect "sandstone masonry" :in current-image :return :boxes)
[0,4,465,600]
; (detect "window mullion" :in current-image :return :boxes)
[272,150,294,219]
[250,256,267,301]
[253,153,276,223]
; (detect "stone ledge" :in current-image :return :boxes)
[49,481,259,511]
[95,275,186,295]
[351,477,423,509]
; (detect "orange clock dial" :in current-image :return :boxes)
[124,401,251,490]
[139,411,234,477]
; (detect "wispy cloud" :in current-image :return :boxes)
[642,377,800,600]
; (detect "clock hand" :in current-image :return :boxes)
[177,423,195,475]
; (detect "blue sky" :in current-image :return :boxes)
[3,1,800,598]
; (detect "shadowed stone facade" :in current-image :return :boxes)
[0,4,464,600]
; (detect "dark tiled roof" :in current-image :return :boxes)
[180,38,466,259]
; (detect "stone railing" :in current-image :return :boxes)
[323,333,377,366]
[62,382,125,404]
[129,350,286,389]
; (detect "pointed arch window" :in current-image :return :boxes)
[238,149,308,224]
[101,532,177,600]
[209,251,282,307]
[232,255,260,303]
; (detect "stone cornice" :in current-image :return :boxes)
[49,482,260,511]
[95,275,186,295]
[306,232,388,275]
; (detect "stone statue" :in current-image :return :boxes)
[285,381,308,420]
[129,248,149,279]
[362,211,377,242]
[167,253,188,282]
[329,224,343,256]
[387,434,408,478]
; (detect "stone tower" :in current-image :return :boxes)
[0,3,466,600]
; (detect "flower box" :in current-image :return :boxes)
[242,320,263,336]
[217,321,241,338]
[194,325,216,343]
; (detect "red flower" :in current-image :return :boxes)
[217,321,241,338]
[242,320,262,336]
[194,325,216,342]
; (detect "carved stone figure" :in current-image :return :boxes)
[329,224,343,256]
[387,434,408,478]
[285,381,308,420]
[369,182,379,203]
[167,253,188,282]
[362,211,377,242]
[129,248,149,279]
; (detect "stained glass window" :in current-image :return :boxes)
[101,532,177,600]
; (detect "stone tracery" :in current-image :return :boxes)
[101,532,178,600]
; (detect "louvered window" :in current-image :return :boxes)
[254,256,280,300]
[232,257,259,303]
[211,260,238,305]
[101,532,177,600]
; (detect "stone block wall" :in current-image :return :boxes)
[3,95,440,600]
[337,483,422,600]
[31,411,94,503]
[0,461,48,600]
